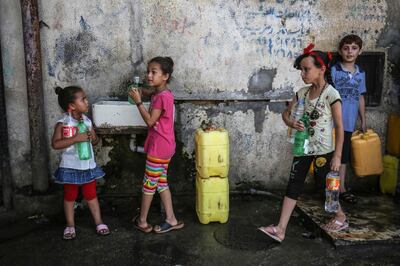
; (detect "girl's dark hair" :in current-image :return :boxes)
[293,49,334,86]
[148,56,174,83]
[54,86,83,112]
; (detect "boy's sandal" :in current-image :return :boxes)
[340,191,357,204]
[324,218,349,232]
[258,225,283,243]
[96,224,110,236]
[63,226,76,240]
[153,220,184,234]
[133,215,153,233]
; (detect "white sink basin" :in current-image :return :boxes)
[92,101,150,127]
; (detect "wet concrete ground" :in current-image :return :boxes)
[298,193,400,247]
[0,194,399,265]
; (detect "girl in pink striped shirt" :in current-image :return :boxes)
[129,57,184,234]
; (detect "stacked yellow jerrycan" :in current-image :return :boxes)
[380,155,399,195]
[351,129,383,177]
[386,114,400,157]
[380,114,400,194]
[195,127,229,224]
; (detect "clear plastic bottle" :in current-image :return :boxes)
[128,76,141,105]
[287,99,305,143]
[76,119,92,160]
[325,171,340,213]
[293,113,309,156]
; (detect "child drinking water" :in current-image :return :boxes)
[52,86,110,240]
[259,44,345,242]
[129,57,184,233]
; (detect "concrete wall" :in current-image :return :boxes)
[0,0,32,188]
[1,0,399,192]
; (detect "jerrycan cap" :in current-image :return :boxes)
[201,121,217,132]
[354,129,373,140]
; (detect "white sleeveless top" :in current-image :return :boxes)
[58,114,97,170]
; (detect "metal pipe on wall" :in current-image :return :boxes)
[0,41,13,209]
[20,0,48,192]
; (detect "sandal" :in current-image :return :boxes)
[133,215,153,233]
[96,224,110,236]
[340,191,357,204]
[324,218,349,232]
[63,226,76,240]
[153,220,184,234]
[258,225,284,243]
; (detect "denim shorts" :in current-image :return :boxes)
[53,166,105,185]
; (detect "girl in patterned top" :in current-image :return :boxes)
[259,44,345,242]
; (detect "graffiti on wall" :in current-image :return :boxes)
[232,0,316,59]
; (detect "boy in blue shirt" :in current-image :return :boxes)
[331,34,367,204]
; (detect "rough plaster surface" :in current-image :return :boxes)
[39,0,136,170]
[0,0,32,187]
[1,0,398,190]
[176,102,291,187]
[142,0,387,97]
[378,0,400,109]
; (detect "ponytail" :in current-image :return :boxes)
[54,86,83,112]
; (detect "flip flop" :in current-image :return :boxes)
[258,225,283,243]
[96,224,110,236]
[133,215,153,233]
[324,218,349,232]
[63,226,76,240]
[154,220,184,234]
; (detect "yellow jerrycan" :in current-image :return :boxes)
[386,114,400,157]
[351,129,383,177]
[196,173,229,224]
[380,155,399,195]
[195,128,229,178]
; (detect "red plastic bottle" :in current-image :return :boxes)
[62,110,77,139]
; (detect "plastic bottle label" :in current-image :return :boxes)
[63,126,77,138]
[326,177,340,190]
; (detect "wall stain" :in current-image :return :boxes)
[248,68,277,95]
[377,0,400,106]
[200,101,284,133]
[47,17,114,81]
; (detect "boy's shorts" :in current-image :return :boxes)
[341,131,353,164]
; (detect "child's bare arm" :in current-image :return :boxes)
[137,105,162,128]
[51,123,90,150]
[358,95,366,132]
[88,128,99,146]
[282,96,296,127]
[282,96,305,131]
[331,101,344,172]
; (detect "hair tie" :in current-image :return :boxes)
[302,43,326,68]
[303,43,315,55]
[327,52,333,61]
